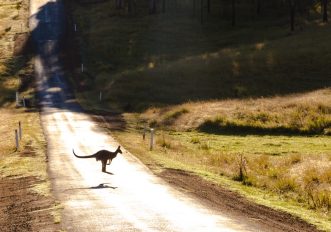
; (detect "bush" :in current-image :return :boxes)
[274,177,297,193]
[163,108,189,125]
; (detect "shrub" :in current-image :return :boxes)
[5,27,11,33]
[267,168,281,179]
[199,142,210,150]
[303,168,320,186]
[233,154,247,183]
[274,177,297,194]
[305,184,331,210]
[149,119,158,128]
[163,108,189,125]
[287,154,302,165]
[157,133,172,149]
[320,168,331,184]
[190,137,200,144]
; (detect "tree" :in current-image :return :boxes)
[162,0,166,13]
[128,0,133,13]
[322,0,328,22]
[256,0,261,15]
[149,0,157,14]
[201,0,203,24]
[232,0,236,26]
[116,0,123,9]
[288,0,296,31]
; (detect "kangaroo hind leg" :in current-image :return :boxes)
[107,159,112,165]
[102,160,107,172]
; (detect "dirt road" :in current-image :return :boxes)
[29,0,319,231]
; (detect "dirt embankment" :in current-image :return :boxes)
[158,168,320,232]
[0,176,60,231]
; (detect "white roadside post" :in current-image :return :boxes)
[143,125,146,140]
[15,129,19,150]
[16,91,19,107]
[99,91,102,101]
[74,24,77,32]
[22,97,26,107]
[18,121,22,140]
[150,128,154,150]
[81,63,84,73]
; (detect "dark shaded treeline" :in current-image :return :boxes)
[77,0,329,30]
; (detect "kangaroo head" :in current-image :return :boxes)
[116,146,123,154]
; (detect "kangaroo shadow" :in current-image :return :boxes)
[65,183,118,192]
[103,171,114,175]
[89,183,117,189]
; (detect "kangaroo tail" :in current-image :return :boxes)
[72,149,96,158]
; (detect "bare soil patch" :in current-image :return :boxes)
[158,168,320,232]
[0,177,60,231]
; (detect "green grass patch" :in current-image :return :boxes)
[112,118,331,230]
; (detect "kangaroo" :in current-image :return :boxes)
[72,146,122,172]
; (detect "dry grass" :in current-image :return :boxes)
[132,91,331,213]
[0,0,61,223]
[0,108,47,176]
[142,88,331,134]
[112,123,331,229]
[0,0,29,59]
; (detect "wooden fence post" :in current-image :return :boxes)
[150,128,154,150]
[143,125,146,140]
[15,129,19,150]
[22,97,26,107]
[18,121,22,140]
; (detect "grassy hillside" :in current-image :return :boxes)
[70,0,330,110]
[68,0,331,230]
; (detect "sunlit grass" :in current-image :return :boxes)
[112,122,331,231]
[141,89,331,135]
[0,109,47,177]
[0,74,60,224]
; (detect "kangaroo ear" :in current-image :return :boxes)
[118,146,121,149]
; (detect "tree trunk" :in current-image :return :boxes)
[256,0,261,15]
[149,0,157,14]
[322,0,328,22]
[162,0,166,13]
[201,0,203,24]
[207,0,210,13]
[289,0,295,31]
[193,0,196,16]
[232,0,236,26]
[128,0,133,14]
[116,0,123,9]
